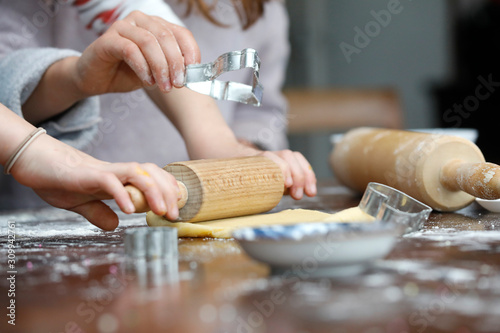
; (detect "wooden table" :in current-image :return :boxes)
[2,181,500,333]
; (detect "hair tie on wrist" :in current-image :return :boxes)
[4,127,47,175]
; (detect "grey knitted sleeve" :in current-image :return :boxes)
[0,48,101,150]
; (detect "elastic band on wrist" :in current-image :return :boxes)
[4,127,47,175]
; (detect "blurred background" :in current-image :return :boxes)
[283,0,500,179]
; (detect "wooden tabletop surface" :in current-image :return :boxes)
[2,180,500,333]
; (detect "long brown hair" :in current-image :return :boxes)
[180,0,270,30]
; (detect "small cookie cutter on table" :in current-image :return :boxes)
[359,182,432,235]
[184,48,263,106]
[124,227,179,287]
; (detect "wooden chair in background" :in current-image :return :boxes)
[284,88,404,179]
[285,88,403,134]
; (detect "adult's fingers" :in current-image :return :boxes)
[151,16,201,65]
[132,13,189,88]
[96,31,155,86]
[112,18,172,92]
[99,11,200,92]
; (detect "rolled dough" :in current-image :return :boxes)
[146,207,374,238]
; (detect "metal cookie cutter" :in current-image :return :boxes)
[359,182,432,235]
[124,227,179,287]
[184,48,263,106]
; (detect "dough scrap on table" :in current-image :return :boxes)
[146,207,374,238]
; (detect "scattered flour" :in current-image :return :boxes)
[405,228,500,251]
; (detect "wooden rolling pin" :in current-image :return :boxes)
[330,127,500,211]
[126,156,284,222]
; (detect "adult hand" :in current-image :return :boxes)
[75,10,200,95]
[23,11,201,125]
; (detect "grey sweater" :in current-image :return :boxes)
[0,47,101,209]
[0,48,101,149]
[0,0,290,210]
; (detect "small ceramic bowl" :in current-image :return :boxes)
[475,198,500,213]
[233,222,399,277]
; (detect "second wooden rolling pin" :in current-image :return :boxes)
[126,156,284,222]
[330,127,500,211]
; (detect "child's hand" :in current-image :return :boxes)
[258,150,317,200]
[10,133,180,231]
[74,10,200,96]
[199,139,317,200]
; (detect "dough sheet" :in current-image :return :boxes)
[146,207,374,238]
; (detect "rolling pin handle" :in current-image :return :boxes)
[125,181,188,213]
[440,159,463,192]
[177,182,189,208]
[440,160,500,200]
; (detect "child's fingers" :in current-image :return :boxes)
[135,163,180,220]
[106,162,180,219]
[91,170,137,214]
[278,150,306,200]
[99,162,165,214]
[291,153,317,197]
[71,201,119,231]
[259,151,293,188]
[260,150,317,199]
